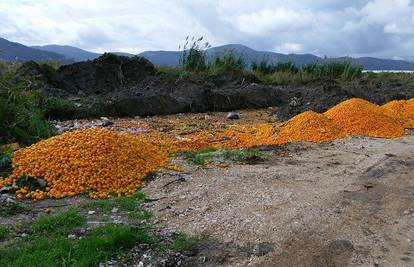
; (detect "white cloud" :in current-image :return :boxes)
[0,0,413,60]
[273,43,304,54]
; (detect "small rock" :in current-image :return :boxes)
[0,186,11,194]
[227,112,239,120]
[403,210,412,215]
[289,97,301,107]
[88,210,96,215]
[68,234,76,239]
[111,207,119,213]
[37,179,47,189]
[100,117,113,127]
[199,256,207,263]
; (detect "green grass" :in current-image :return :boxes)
[0,202,25,217]
[0,223,151,267]
[0,193,202,266]
[82,191,152,221]
[179,148,218,165]
[170,232,202,252]
[32,209,85,236]
[0,225,8,239]
[0,208,155,267]
[0,147,12,177]
[223,149,266,163]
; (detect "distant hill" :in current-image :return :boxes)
[31,45,100,61]
[0,37,66,62]
[31,45,135,61]
[1,37,413,70]
[139,44,414,71]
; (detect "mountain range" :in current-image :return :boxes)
[1,37,413,70]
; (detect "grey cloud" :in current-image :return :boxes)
[0,0,413,60]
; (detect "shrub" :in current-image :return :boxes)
[302,61,362,79]
[179,36,211,72]
[252,59,299,75]
[210,51,246,74]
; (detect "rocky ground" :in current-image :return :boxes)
[143,135,414,267]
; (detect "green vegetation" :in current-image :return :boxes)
[166,37,365,84]
[302,61,363,79]
[209,52,246,74]
[0,60,78,145]
[82,190,151,220]
[0,147,12,177]
[179,36,211,72]
[0,225,8,239]
[0,202,25,217]
[179,148,267,165]
[1,194,201,267]
[32,209,84,235]
[252,60,299,75]
[179,148,218,165]
[170,232,202,252]
[223,149,266,163]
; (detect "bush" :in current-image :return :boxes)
[302,61,362,79]
[210,52,246,74]
[0,73,55,145]
[179,36,211,72]
[252,59,299,75]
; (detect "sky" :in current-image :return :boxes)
[0,0,413,60]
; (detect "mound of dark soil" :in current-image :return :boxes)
[15,54,414,120]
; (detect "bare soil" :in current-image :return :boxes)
[143,135,414,267]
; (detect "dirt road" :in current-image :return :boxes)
[144,136,414,266]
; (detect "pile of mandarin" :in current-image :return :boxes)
[3,128,168,200]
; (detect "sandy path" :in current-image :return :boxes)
[143,136,414,266]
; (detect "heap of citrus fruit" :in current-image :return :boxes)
[275,111,346,144]
[325,98,406,138]
[382,99,414,129]
[5,128,168,200]
[2,97,414,200]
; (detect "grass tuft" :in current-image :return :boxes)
[32,209,85,236]
[0,225,8,239]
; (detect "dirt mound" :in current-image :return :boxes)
[14,56,414,119]
[57,53,156,94]
[273,80,355,120]
[7,128,168,200]
[325,98,406,138]
[382,99,414,128]
[276,111,345,144]
[15,53,156,95]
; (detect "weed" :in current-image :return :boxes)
[223,149,266,163]
[252,60,299,75]
[0,225,8,239]
[170,232,202,252]
[179,148,218,165]
[179,36,211,72]
[44,97,77,119]
[0,76,55,145]
[32,209,85,236]
[0,223,151,267]
[302,61,362,79]
[210,52,246,74]
[0,147,12,177]
[0,202,25,217]
[82,191,151,221]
